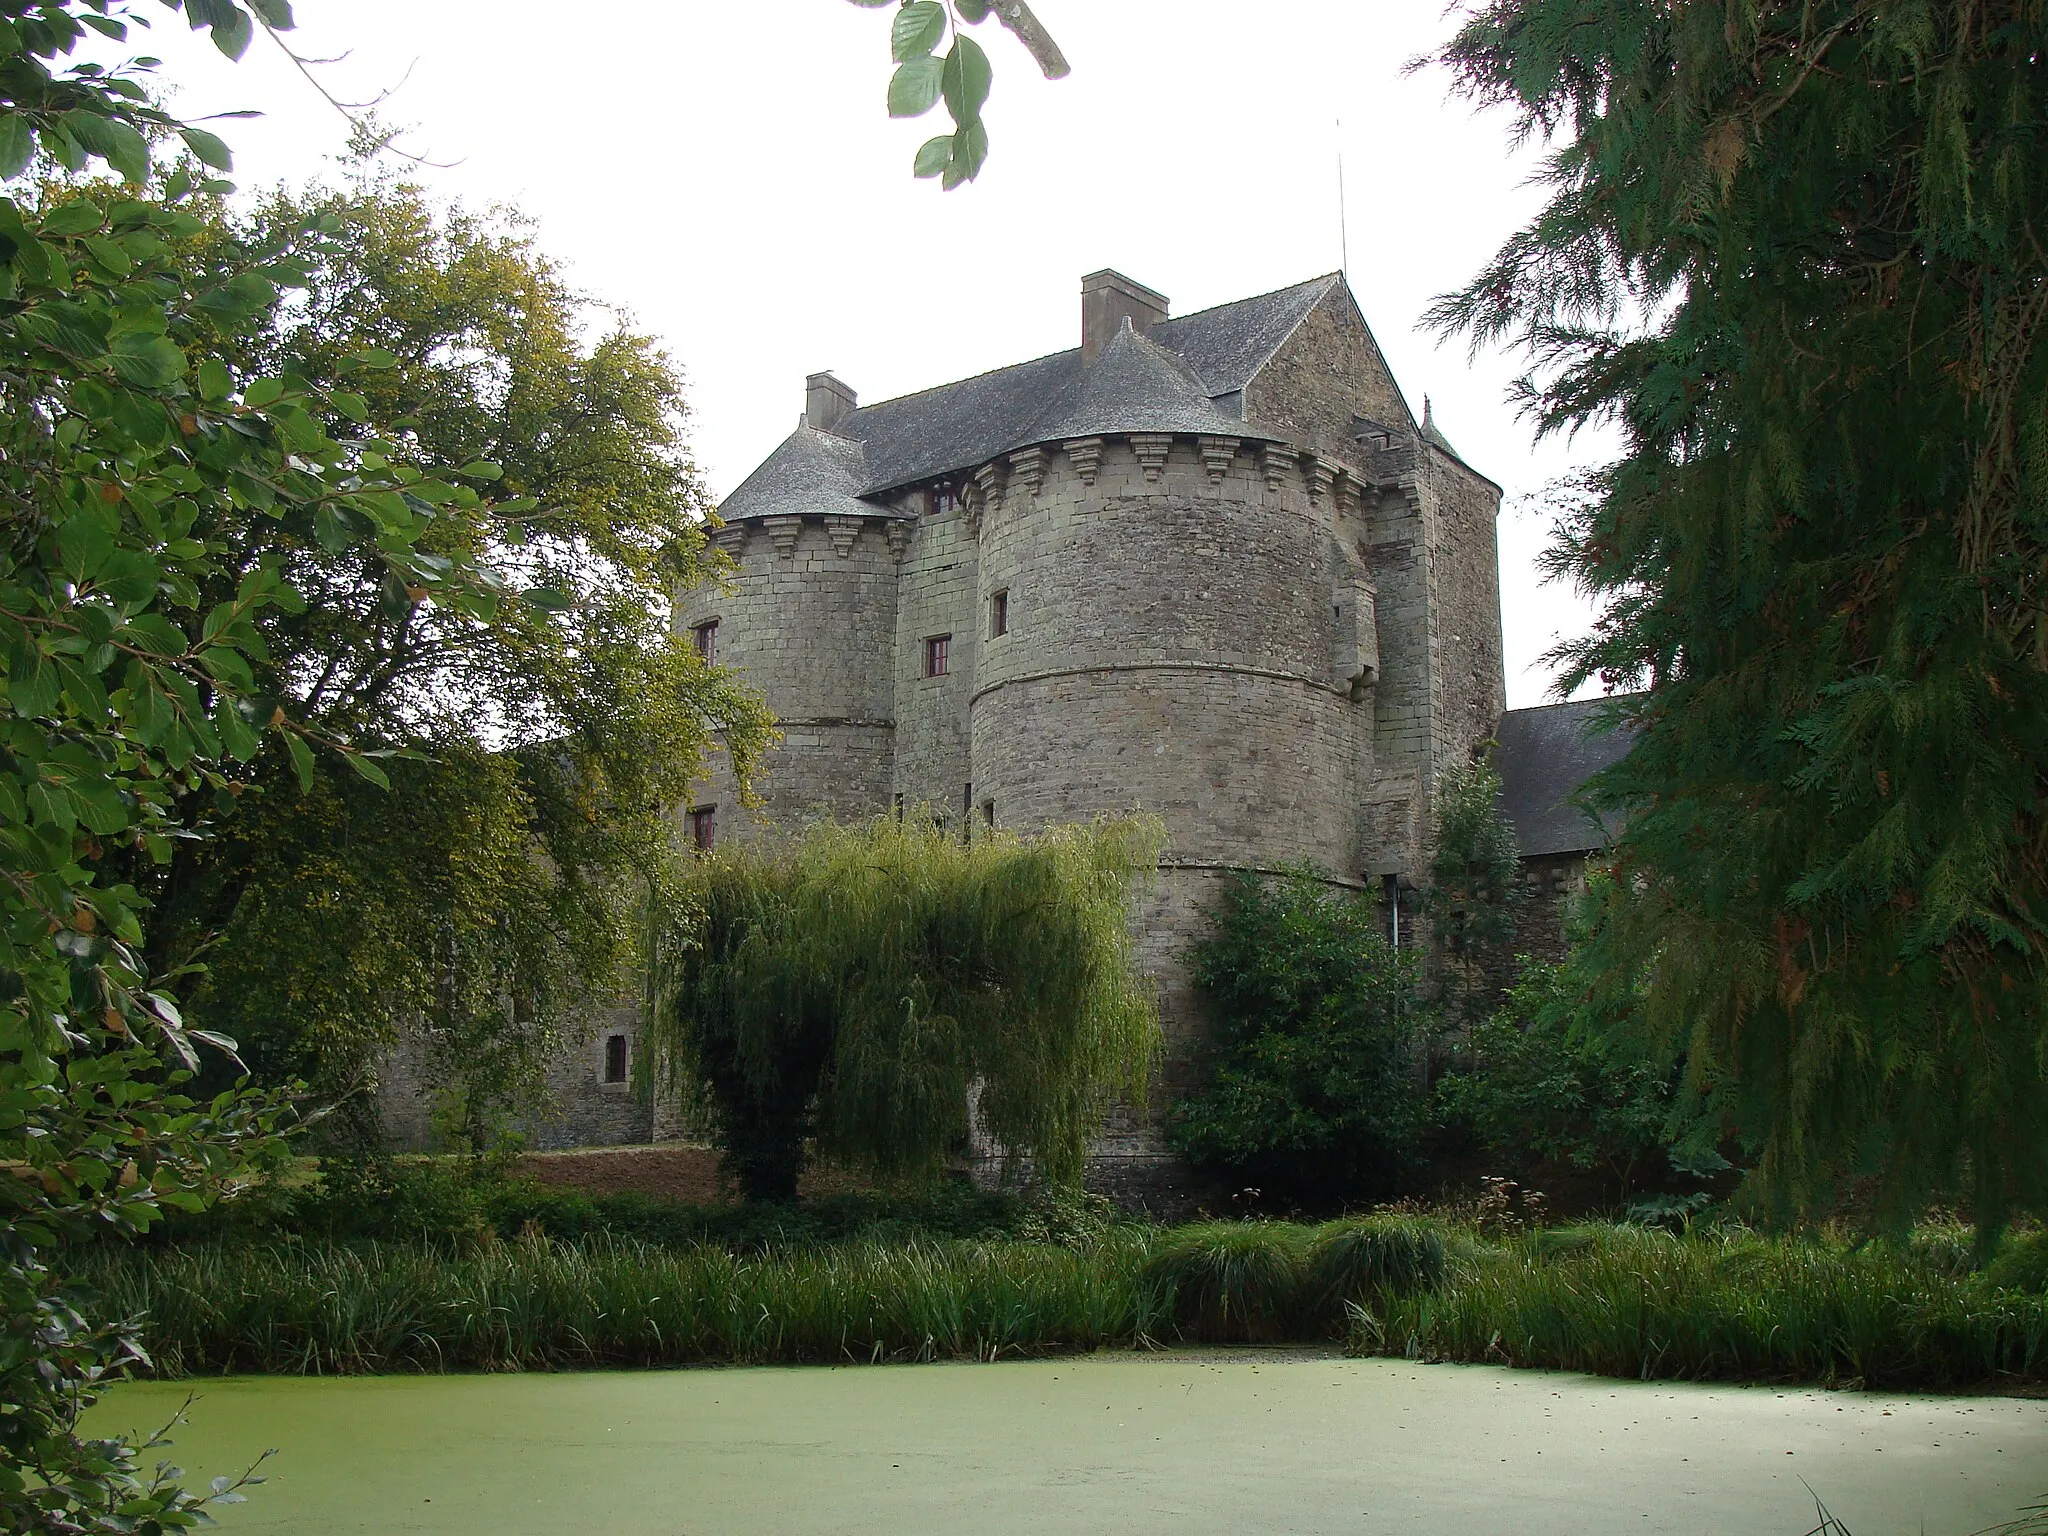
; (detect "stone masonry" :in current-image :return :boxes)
[671,270,1512,1200]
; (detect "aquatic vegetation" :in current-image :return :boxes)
[75,1218,2048,1390]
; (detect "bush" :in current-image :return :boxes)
[1304,1217,1448,1321]
[1432,929,1706,1202]
[1169,869,1429,1208]
[1138,1223,1312,1342]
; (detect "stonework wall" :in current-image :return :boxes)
[1425,450,1509,769]
[1516,852,1592,968]
[1243,286,1410,454]
[894,503,977,819]
[431,281,1517,1194]
[377,1000,652,1153]
[674,513,901,832]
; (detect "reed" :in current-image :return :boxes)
[74,1219,2048,1389]
[1358,1225,2048,1390]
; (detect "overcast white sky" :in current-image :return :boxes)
[130,0,1612,708]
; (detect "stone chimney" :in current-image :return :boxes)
[1081,270,1169,364]
[805,371,857,433]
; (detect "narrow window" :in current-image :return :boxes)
[989,589,1008,637]
[603,1033,629,1085]
[692,619,718,664]
[981,799,996,828]
[690,805,717,852]
[931,481,959,515]
[892,792,905,821]
[925,635,950,677]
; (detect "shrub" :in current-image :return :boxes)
[1138,1222,1311,1341]
[1169,869,1429,1208]
[1304,1217,1448,1321]
[1431,893,1715,1203]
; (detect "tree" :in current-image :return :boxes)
[1430,1,2048,1237]
[1425,749,1522,1031]
[1169,868,1428,1209]
[0,2,569,1525]
[648,815,1161,1201]
[121,175,772,1135]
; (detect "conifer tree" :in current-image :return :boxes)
[1431,1,2048,1233]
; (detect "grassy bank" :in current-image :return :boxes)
[78,1218,2048,1390]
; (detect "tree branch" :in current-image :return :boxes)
[987,1,1069,79]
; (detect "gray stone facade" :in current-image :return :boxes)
[674,271,1513,1195]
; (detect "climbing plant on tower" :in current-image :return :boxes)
[1429,1,2048,1237]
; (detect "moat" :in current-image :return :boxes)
[89,1354,2048,1534]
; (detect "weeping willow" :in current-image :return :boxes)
[647,815,1164,1201]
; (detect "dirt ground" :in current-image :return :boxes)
[511,1144,870,1204]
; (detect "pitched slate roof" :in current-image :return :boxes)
[1494,697,1639,858]
[718,273,1343,518]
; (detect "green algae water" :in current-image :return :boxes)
[86,1354,2048,1535]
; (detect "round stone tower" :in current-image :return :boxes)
[966,321,1377,1142]
[673,392,907,833]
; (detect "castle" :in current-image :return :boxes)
[382,269,1628,1181]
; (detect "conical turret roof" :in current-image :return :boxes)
[1009,318,1274,451]
[716,424,881,524]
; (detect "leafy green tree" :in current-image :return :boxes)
[119,175,772,1135]
[1426,750,1522,1030]
[649,815,1162,1201]
[1169,869,1427,1209]
[1431,1,2048,1236]
[0,2,575,1524]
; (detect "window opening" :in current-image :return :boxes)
[931,481,960,515]
[989,589,1008,637]
[690,805,717,852]
[603,1033,629,1084]
[692,620,718,664]
[981,799,996,828]
[925,635,951,677]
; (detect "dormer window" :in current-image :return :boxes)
[930,481,960,515]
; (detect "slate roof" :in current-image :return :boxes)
[716,425,883,526]
[1494,697,1639,858]
[1015,319,1271,447]
[718,273,1346,518]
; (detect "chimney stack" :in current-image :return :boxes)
[1081,270,1169,363]
[805,371,857,433]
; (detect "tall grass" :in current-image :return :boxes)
[76,1218,2048,1388]
[78,1232,1161,1374]
[1360,1224,2048,1390]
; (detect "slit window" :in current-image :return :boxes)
[989,589,1008,637]
[690,805,716,852]
[692,620,718,663]
[925,635,951,678]
[603,1033,629,1084]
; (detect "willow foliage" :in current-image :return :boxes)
[648,815,1163,1200]
[1432,2,2048,1231]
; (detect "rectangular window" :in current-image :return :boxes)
[981,799,996,828]
[925,635,950,678]
[931,482,959,515]
[603,1033,629,1084]
[989,589,1008,637]
[692,620,718,664]
[690,805,716,852]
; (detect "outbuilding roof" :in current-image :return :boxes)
[1494,697,1638,858]
[718,273,1344,519]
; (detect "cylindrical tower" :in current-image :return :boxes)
[969,413,1373,1190]
[674,424,904,836]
